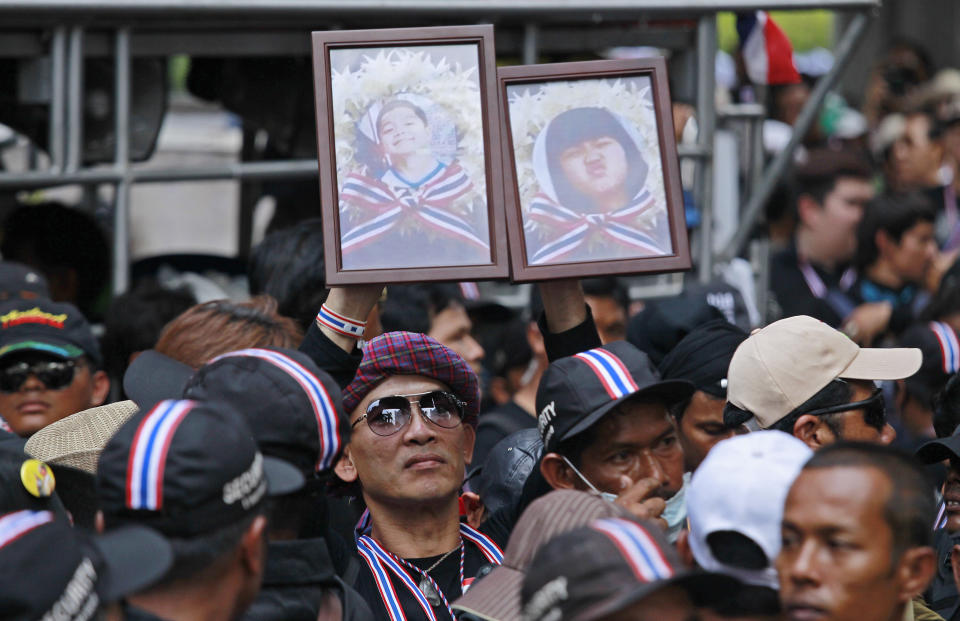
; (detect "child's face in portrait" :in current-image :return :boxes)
[378,105,431,158]
[558,135,629,206]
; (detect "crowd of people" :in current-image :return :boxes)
[5,38,960,621]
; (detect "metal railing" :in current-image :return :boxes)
[0,0,879,294]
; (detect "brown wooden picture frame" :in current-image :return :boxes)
[498,58,691,282]
[311,25,508,285]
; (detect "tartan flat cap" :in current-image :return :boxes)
[343,331,480,426]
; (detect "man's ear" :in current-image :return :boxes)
[461,492,485,529]
[876,230,896,260]
[334,446,359,483]
[796,194,822,228]
[540,453,578,491]
[793,414,835,450]
[94,511,105,534]
[895,546,936,602]
[240,515,268,577]
[463,424,476,467]
[90,370,110,407]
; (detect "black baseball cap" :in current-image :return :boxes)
[659,319,748,399]
[183,347,349,476]
[97,399,304,537]
[123,349,195,408]
[0,509,172,619]
[899,321,959,410]
[0,261,50,302]
[535,342,694,454]
[916,431,960,464]
[474,428,543,517]
[520,517,739,621]
[0,443,69,518]
[626,293,727,366]
[0,299,101,366]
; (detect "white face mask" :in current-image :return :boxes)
[561,456,618,502]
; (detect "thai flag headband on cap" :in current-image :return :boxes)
[0,510,53,549]
[930,322,960,374]
[573,348,640,400]
[210,349,342,472]
[125,400,194,511]
[591,518,674,583]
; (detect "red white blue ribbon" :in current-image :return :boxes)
[316,304,367,339]
[573,348,640,400]
[930,321,960,374]
[527,189,665,264]
[340,162,488,253]
[0,510,53,549]
[209,348,343,472]
[354,510,503,621]
[590,518,674,582]
[125,400,194,510]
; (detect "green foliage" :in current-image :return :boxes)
[717,10,835,54]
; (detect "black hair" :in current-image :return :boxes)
[855,193,936,271]
[153,510,263,588]
[544,107,647,212]
[379,284,465,334]
[101,279,196,397]
[0,202,111,320]
[581,277,629,312]
[934,373,960,438]
[803,442,936,559]
[723,380,858,437]
[376,99,428,134]
[248,218,328,332]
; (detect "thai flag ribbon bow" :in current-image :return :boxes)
[736,11,801,85]
[339,162,489,253]
[527,188,667,264]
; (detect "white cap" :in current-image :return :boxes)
[727,315,921,429]
[687,431,813,589]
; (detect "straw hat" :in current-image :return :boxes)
[25,400,139,473]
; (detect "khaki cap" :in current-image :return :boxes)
[25,400,139,473]
[727,316,921,429]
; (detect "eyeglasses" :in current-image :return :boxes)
[0,359,78,392]
[352,390,466,437]
[802,387,887,432]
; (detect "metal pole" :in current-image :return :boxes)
[65,25,84,172]
[720,11,871,263]
[522,22,538,65]
[113,27,131,294]
[48,25,66,172]
[694,14,716,283]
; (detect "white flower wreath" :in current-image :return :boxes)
[332,48,487,216]
[507,77,668,234]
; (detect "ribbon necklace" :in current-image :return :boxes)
[797,257,856,299]
[526,187,666,264]
[354,510,503,621]
[339,162,489,254]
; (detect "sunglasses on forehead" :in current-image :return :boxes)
[353,390,466,437]
[802,386,887,431]
[0,359,79,393]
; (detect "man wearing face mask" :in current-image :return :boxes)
[536,341,695,541]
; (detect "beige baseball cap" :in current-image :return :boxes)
[727,316,922,429]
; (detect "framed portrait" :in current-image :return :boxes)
[499,58,690,282]
[311,25,508,285]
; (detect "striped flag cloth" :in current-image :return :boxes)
[736,11,801,85]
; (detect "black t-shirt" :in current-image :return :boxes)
[769,243,855,327]
[352,543,493,621]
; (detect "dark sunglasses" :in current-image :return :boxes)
[352,390,466,437]
[802,387,887,432]
[0,359,79,392]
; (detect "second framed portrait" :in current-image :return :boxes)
[311,25,508,285]
[499,58,690,281]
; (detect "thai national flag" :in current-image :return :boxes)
[737,11,801,85]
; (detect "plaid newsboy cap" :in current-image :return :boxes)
[343,331,480,426]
